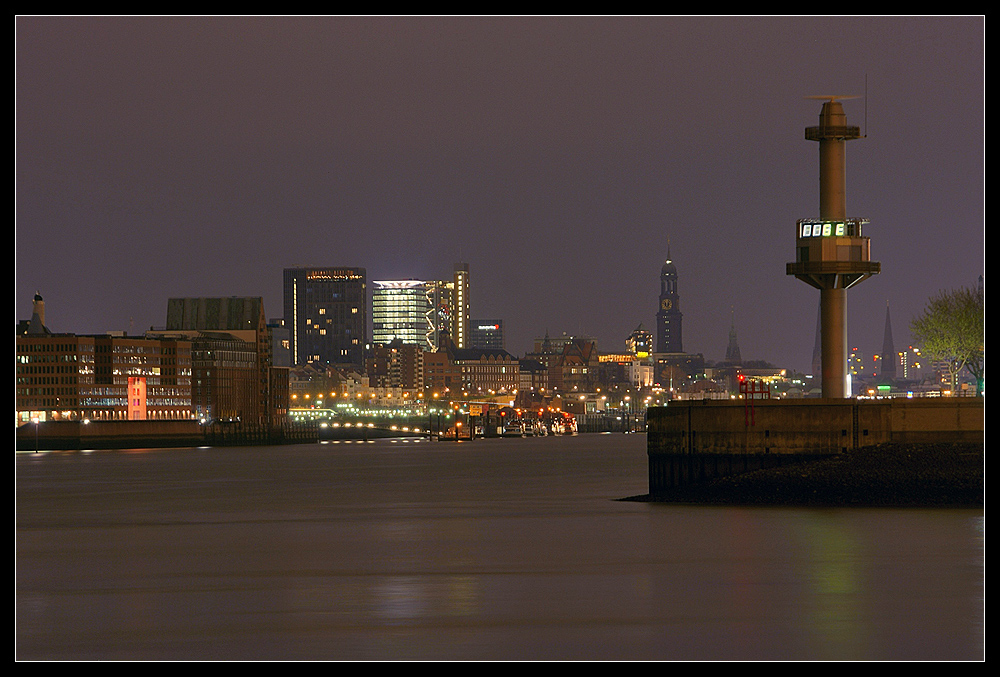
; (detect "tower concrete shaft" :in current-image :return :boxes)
[820,287,849,398]
[786,98,880,398]
[814,100,853,221]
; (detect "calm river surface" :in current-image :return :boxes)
[16,434,984,660]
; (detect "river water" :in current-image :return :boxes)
[16,434,984,660]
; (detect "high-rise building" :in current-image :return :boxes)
[470,319,504,351]
[899,346,923,380]
[656,249,683,353]
[452,262,470,349]
[283,267,366,368]
[373,280,452,351]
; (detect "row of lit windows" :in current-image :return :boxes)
[20,409,194,421]
[17,363,88,374]
[19,395,191,407]
[16,353,89,363]
[17,386,79,396]
[17,343,93,353]
[115,355,165,364]
[17,376,82,385]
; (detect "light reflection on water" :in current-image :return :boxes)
[16,435,984,660]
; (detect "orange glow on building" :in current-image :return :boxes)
[128,377,147,420]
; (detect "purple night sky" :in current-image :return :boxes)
[15,17,984,373]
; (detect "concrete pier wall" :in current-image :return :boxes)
[647,398,983,492]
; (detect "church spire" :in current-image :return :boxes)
[656,245,682,353]
[725,307,742,364]
[880,300,897,380]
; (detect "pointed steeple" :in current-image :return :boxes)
[541,329,553,354]
[725,308,742,364]
[657,242,682,353]
[880,300,897,380]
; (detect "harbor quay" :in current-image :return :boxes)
[646,397,984,494]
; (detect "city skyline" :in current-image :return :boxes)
[16,17,984,371]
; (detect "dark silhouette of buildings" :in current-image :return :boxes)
[160,297,283,426]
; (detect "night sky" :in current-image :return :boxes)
[15,17,984,373]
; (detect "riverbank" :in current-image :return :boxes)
[627,442,983,507]
[15,419,319,451]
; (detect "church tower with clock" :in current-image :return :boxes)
[656,249,683,353]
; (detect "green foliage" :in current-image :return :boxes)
[910,285,984,394]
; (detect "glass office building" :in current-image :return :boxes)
[373,280,453,351]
